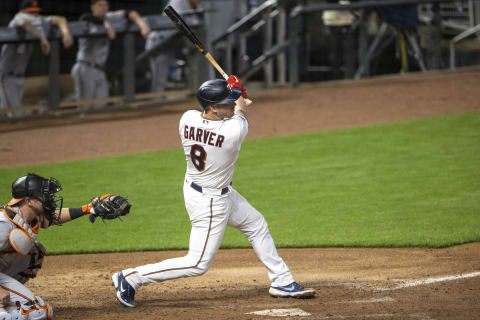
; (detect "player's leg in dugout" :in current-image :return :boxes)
[72,63,93,101]
[95,69,109,100]
[227,188,294,287]
[122,182,231,289]
[150,52,171,93]
[0,76,23,116]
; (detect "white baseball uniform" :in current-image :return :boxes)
[0,13,52,116]
[71,11,126,103]
[0,205,53,319]
[122,110,295,290]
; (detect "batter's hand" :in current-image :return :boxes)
[227,75,249,100]
[227,75,242,90]
[241,87,249,100]
[0,287,9,306]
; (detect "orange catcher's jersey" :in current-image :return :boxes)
[179,110,248,189]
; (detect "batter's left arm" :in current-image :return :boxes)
[234,96,248,118]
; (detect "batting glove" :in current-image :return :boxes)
[227,75,242,89]
[241,87,249,99]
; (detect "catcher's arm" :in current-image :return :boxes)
[48,194,131,226]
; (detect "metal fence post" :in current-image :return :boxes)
[289,7,301,87]
[357,10,369,78]
[47,39,60,110]
[263,5,273,88]
[123,32,135,103]
[276,6,287,85]
[431,2,442,69]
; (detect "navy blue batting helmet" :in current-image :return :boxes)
[196,79,241,111]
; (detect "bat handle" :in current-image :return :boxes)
[203,53,252,106]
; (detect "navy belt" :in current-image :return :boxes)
[190,181,229,195]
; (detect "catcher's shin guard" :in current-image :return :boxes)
[13,296,54,320]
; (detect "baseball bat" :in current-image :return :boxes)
[163,5,252,106]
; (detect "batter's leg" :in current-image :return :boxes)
[227,188,294,287]
[121,184,230,290]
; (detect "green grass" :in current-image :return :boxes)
[1,112,479,253]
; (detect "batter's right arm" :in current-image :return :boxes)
[228,75,249,118]
[234,96,248,118]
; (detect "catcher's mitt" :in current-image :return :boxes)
[89,194,131,223]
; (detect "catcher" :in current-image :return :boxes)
[0,173,130,319]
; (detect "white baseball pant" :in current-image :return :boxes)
[123,181,294,289]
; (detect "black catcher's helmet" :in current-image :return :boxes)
[196,79,241,111]
[9,173,63,218]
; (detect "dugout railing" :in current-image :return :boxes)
[288,0,479,86]
[0,12,207,115]
[211,0,287,88]
[211,0,480,88]
[288,0,479,87]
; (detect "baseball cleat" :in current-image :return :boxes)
[112,272,136,307]
[269,282,316,298]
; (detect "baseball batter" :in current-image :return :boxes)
[112,76,315,308]
[0,173,128,319]
[71,0,150,104]
[0,0,72,117]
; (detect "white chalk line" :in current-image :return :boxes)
[246,308,311,317]
[315,313,434,319]
[376,271,480,291]
[336,297,395,304]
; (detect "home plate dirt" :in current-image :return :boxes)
[1,69,480,319]
[26,244,480,319]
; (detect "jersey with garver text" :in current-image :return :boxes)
[179,110,248,189]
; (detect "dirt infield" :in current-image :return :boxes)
[29,244,480,320]
[1,69,480,319]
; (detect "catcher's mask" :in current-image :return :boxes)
[196,79,241,111]
[9,173,63,220]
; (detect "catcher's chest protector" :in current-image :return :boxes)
[0,206,40,253]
